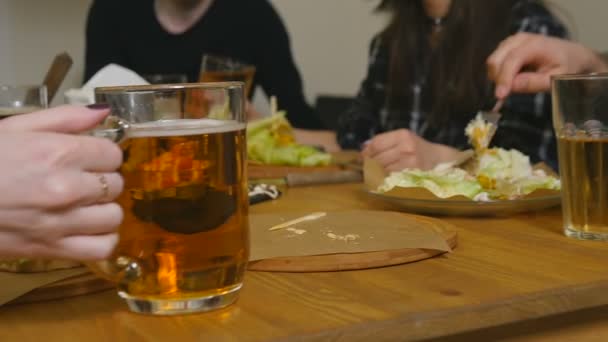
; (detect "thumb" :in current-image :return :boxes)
[0,104,110,133]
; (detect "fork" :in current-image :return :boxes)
[480,99,504,144]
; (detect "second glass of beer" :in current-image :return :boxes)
[93,82,249,315]
[552,74,608,240]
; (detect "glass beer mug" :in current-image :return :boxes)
[91,82,249,315]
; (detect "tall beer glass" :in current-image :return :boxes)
[93,82,249,315]
[0,84,47,117]
[553,74,608,240]
[199,54,256,98]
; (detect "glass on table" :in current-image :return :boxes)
[0,84,48,118]
[142,73,188,84]
[199,54,256,98]
[91,82,249,315]
[552,73,608,240]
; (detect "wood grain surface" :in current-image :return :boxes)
[9,273,113,305]
[248,163,342,180]
[1,183,607,342]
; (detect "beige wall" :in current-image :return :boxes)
[0,0,91,105]
[550,0,608,51]
[0,0,606,107]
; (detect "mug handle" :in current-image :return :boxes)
[86,117,143,284]
[90,116,130,144]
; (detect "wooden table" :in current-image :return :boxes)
[1,183,608,341]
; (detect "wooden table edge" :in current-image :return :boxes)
[273,279,608,341]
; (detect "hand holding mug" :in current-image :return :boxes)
[0,105,124,260]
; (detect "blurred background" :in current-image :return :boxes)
[0,0,604,111]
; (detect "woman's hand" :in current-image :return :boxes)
[362,129,459,172]
[487,33,608,98]
[0,105,124,261]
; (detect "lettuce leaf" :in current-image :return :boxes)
[378,167,483,199]
[247,113,332,166]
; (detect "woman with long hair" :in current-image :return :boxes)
[338,0,567,171]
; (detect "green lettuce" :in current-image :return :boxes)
[378,167,483,199]
[247,112,332,166]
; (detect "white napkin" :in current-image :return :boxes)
[64,64,149,105]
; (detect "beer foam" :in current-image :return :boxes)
[129,119,246,138]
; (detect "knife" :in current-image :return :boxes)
[251,169,362,187]
[43,52,74,104]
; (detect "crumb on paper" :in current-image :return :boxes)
[326,232,360,242]
[286,227,307,235]
[268,212,327,231]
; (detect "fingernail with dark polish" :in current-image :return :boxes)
[86,103,110,110]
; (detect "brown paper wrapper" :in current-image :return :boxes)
[249,210,452,261]
[364,158,560,201]
[0,267,89,306]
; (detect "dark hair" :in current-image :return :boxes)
[377,0,529,126]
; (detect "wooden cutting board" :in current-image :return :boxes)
[248,151,361,180]
[248,212,458,272]
[10,211,456,304]
[248,163,342,179]
[9,272,113,305]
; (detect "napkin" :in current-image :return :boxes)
[249,210,453,261]
[0,267,90,306]
[64,64,149,105]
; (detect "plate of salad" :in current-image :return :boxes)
[365,114,561,216]
[247,98,344,179]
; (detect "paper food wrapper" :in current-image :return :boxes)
[0,267,89,306]
[363,157,560,201]
[249,210,452,261]
[64,64,149,105]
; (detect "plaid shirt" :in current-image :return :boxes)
[337,0,567,170]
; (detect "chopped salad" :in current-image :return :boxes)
[377,114,560,201]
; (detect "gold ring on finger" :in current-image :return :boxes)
[97,174,109,200]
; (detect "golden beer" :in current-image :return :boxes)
[199,55,256,98]
[200,69,256,98]
[93,82,246,314]
[557,134,608,238]
[552,73,608,240]
[114,119,249,305]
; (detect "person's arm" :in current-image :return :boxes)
[84,0,128,82]
[336,37,386,150]
[488,2,578,170]
[252,1,323,130]
[488,33,608,97]
[362,129,461,172]
[342,37,462,171]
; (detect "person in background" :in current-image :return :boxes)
[488,32,608,97]
[337,0,568,172]
[0,106,123,260]
[85,0,340,151]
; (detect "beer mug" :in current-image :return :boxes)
[91,83,249,315]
